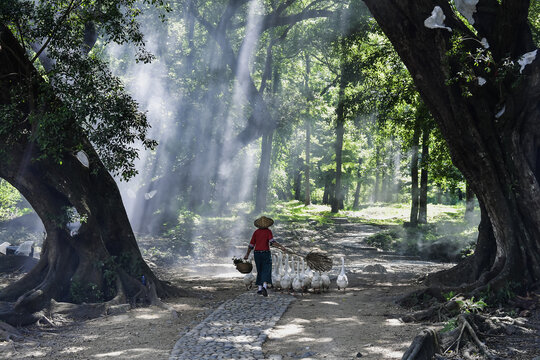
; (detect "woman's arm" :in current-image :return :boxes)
[244,246,252,260]
[271,240,287,252]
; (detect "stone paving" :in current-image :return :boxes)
[169,291,295,360]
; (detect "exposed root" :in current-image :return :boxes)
[0,320,23,341]
[0,255,38,274]
[36,313,56,327]
[401,328,439,360]
[401,300,460,323]
[148,279,178,318]
[456,314,495,359]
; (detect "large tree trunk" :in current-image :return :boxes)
[418,129,430,224]
[0,25,180,326]
[410,124,421,226]
[363,0,540,292]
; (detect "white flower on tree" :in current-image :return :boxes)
[518,49,538,74]
[424,6,452,32]
[454,0,479,25]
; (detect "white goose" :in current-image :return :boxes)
[321,271,330,292]
[311,271,321,293]
[280,254,292,291]
[272,253,282,290]
[292,258,303,293]
[304,262,313,280]
[336,257,349,291]
[242,255,255,290]
[301,258,311,292]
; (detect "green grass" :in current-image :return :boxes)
[265,200,473,227]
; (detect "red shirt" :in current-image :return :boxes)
[249,228,274,251]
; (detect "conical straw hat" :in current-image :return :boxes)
[254,216,274,229]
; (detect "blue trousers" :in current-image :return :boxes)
[254,251,272,286]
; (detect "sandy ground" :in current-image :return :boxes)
[0,222,455,360]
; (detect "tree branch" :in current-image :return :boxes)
[30,0,79,64]
[260,9,334,31]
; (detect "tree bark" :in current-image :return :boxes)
[304,52,312,206]
[465,182,475,222]
[255,130,273,212]
[418,128,430,224]
[373,144,381,202]
[363,0,540,292]
[293,157,302,201]
[0,25,180,326]
[410,124,421,226]
[304,118,311,206]
[331,60,347,213]
[353,158,363,209]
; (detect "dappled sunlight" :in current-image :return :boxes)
[80,334,100,341]
[386,318,405,326]
[135,313,161,320]
[269,322,305,338]
[320,301,339,305]
[59,346,87,354]
[365,345,407,359]
[93,347,156,358]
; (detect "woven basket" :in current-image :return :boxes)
[235,262,253,274]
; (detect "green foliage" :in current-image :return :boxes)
[0,180,29,220]
[441,317,458,333]
[365,229,400,251]
[0,0,165,180]
[95,256,119,300]
[70,281,103,304]
[478,282,521,306]
[455,296,487,314]
[443,291,456,301]
[165,210,199,254]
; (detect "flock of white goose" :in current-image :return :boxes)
[243,252,348,294]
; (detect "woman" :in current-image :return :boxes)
[244,216,286,296]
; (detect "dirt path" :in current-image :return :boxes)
[0,220,453,359]
[263,221,452,360]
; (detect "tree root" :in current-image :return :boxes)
[0,255,38,274]
[401,300,460,323]
[402,328,439,360]
[456,314,494,358]
[0,320,23,341]
[148,279,178,318]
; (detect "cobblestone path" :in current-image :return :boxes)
[169,292,294,360]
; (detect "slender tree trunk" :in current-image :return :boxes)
[331,44,349,214]
[293,157,302,201]
[410,125,421,226]
[373,145,381,202]
[303,52,312,206]
[332,117,345,213]
[304,119,311,206]
[353,158,363,209]
[255,130,273,212]
[323,172,335,206]
[418,129,430,224]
